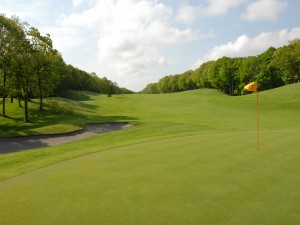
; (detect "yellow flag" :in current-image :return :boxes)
[244,82,258,92]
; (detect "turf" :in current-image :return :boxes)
[0,84,300,225]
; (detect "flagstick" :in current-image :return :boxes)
[256,89,259,149]
[244,81,260,149]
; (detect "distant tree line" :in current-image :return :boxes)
[0,14,132,122]
[142,39,300,95]
[58,65,133,96]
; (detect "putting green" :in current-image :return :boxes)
[1,84,300,225]
[0,130,299,225]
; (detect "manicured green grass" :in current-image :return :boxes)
[0,84,300,225]
[0,91,127,137]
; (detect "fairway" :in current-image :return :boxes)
[1,84,300,225]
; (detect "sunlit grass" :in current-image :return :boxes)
[0,83,300,225]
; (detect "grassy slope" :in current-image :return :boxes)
[0,84,300,225]
[0,91,128,137]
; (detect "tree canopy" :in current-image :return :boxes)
[142,40,300,95]
[0,14,133,121]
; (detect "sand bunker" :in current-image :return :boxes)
[0,123,132,154]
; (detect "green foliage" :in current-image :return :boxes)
[142,40,300,95]
[156,71,196,94]
[142,82,159,94]
[56,65,133,95]
[0,14,133,121]
[272,39,300,84]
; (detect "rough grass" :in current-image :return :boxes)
[0,84,300,225]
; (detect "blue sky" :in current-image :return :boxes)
[1,0,300,91]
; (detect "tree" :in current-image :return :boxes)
[142,83,159,94]
[272,39,300,84]
[255,47,283,90]
[158,76,171,93]
[10,16,34,122]
[0,14,12,117]
[28,27,59,111]
[191,61,213,89]
[168,75,180,92]
[211,57,237,95]
[178,70,195,91]
[142,39,299,95]
[238,56,260,95]
[0,14,24,116]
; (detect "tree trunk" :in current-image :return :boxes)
[17,64,23,108]
[38,77,43,111]
[24,74,29,122]
[18,95,22,108]
[24,96,28,122]
[2,96,5,117]
[2,69,6,117]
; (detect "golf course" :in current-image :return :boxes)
[0,83,300,225]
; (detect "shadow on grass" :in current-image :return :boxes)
[0,137,49,153]
[60,90,99,101]
[0,123,133,154]
[0,114,138,138]
[0,98,138,138]
[45,99,99,112]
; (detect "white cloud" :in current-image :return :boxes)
[42,26,87,52]
[0,0,51,22]
[242,0,287,22]
[177,4,199,24]
[56,0,200,88]
[177,0,244,20]
[72,0,84,7]
[193,26,300,68]
[201,0,244,16]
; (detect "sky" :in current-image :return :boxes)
[1,0,300,91]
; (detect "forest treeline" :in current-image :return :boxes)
[0,14,132,122]
[142,39,300,95]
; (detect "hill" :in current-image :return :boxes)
[0,83,300,225]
